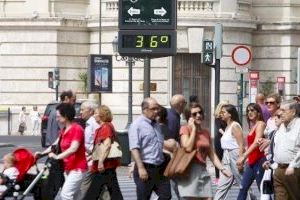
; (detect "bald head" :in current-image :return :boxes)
[256,93,265,105]
[141,97,158,111]
[170,94,186,114]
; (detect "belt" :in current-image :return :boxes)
[277,163,289,169]
[143,162,161,168]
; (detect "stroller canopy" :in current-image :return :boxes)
[13,148,35,182]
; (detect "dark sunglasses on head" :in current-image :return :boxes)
[191,111,202,117]
[265,101,276,105]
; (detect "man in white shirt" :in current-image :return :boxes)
[80,100,99,157]
[272,100,300,200]
[78,100,100,200]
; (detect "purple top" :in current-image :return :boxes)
[260,104,271,122]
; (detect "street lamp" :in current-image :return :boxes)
[112,36,141,129]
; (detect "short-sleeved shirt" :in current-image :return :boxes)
[166,108,181,142]
[91,123,120,172]
[59,123,87,172]
[84,116,100,153]
[129,115,164,165]
[180,125,211,165]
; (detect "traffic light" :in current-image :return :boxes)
[48,71,54,89]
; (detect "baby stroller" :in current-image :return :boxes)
[0,148,49,200]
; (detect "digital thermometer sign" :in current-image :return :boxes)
[118,30,176,57]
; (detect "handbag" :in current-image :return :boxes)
[163,147,196,178]
[261,169,274,194]
[91,141,123,161]
[18,122,26,133]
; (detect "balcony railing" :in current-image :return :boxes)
[103,0,216,17]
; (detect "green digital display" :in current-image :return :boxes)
[122,34,171,48]
[118,30,176,57]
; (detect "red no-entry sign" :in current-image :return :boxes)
[231,45,252,66]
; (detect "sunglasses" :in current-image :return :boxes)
[191,111,203,117]
[276,114,281,118]
[265,101,276,105]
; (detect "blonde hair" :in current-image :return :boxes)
[214,100,229,118]
[3,153,16,166]
[96,105,113,122]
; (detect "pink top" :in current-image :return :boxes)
[180,125,211,165]
[60,123,87,172]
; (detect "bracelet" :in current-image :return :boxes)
[220,167,226,172]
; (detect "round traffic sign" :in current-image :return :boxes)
[231,46,252,66]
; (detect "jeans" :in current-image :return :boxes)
[133,163,171,200]
[60,170,85,200]
[237,157,266,200]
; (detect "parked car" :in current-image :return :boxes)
[40,101,85,147]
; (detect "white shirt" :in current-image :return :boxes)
[84,116,100,153]
[3,167,19,180]
[18,111,26,124]
[221,121,241,150]
[264,117,277,138]
[30,110,40,122]
[273,118,300,168]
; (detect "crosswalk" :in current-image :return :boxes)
[116,167,261,200]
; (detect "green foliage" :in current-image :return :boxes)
[260,78,274,96]
[78,71,88,97]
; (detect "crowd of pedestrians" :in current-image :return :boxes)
[32,89,300,200]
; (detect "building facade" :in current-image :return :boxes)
[0,0,299,134]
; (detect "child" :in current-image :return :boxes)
[0,153,19,195]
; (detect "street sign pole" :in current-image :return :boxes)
[214,24,223,107]
[239,74,243,125]
[144,57,151,98]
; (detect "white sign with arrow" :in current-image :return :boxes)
[128,7,141,16]
[154,7,167,16]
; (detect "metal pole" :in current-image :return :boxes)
[239,74,244,125]
[297,48,300,94]
[98,0,102,104]
[55,85,58,101]
[126,57,133,129]
[8,108,11,135]
[144,57,151,98]
[215,59,220,108]
[99,0,102,54]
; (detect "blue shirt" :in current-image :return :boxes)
[129,115,164,165]
[166,108,181,142]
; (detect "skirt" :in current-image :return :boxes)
[176,162,213,198]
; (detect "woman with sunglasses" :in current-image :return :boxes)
[214,104,245,200]
[237,103,266,200]
[177,103,231,200]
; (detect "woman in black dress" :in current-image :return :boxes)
[214,101,228,183]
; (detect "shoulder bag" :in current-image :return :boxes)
[163,147,196,178]
[91,124,123,161]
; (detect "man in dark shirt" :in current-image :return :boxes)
[45,90,76,146]
[166,94,186,143]
[166,94,186,199]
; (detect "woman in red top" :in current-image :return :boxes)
[81,105,123,200]
[177,103,231,200]
[236,103,266,200]
[38,103,87,200]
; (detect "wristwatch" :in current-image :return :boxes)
[220,167,226,172]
